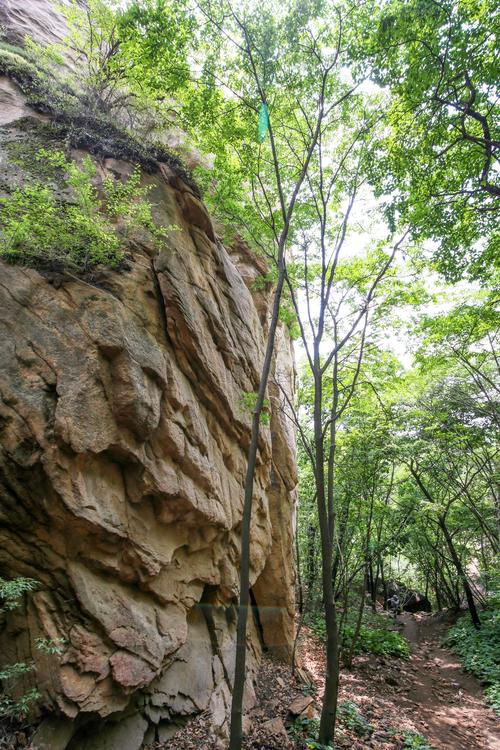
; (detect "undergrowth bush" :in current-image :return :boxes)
[398,730,435,749]
[306,610,410,658]
[337,700,373,736]
[288,716,319,743]
[289,702,372,748]
[0,149,169,274]
[343,625,410,658]
[443,604,500,714]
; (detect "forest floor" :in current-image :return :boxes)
[297,610,500,750]
[157,609,500,750]
[390,611,499,750]
[4,611,497,750]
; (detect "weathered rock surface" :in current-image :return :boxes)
[287,695,314,717]
[0,65,296,750]
[0,0,72,49]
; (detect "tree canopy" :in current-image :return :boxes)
[0,0,498,745]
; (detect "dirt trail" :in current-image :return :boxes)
[299,611,500,750]
[150,610,500,750]
[393,612,499,750]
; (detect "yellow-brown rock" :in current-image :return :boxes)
[0,78,296,749]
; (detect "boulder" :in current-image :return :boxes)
[287,695,315,716]
[262,717,289,741]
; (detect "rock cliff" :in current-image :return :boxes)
[0,6,297,748]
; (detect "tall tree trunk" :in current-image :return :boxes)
[314,368,340,747]
[229,265,286,749]
[380,556,388,610]
[296,528,304,615]
[317,520,340,746]
[433,562,442,610]
[346,566,367,668]
[369,562,378,612]
[306,523,317,601]
[440,558,461,608]
[438,516,481,629]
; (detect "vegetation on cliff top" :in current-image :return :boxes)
[0,148,170,273]
[0,0,498,747]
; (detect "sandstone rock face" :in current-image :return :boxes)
[0,77,38,126]
[0,91,296,746]
[0,0,74,49]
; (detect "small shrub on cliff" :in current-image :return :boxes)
[22,0,194,126]
[239,392,270,425]
[0,578,68,720]
[0,42,79,115]
[0,578,40,719]
[0,149,168,274]
[0,680,40,720]
[0,578,38,612]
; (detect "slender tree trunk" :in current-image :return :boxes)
[438,516,481,629]
[296,528,304,615]
[318,521,340,746]
[380,557,388,610]
[229,264,286,749]
[229,61,327,747]
[306,523,317,601]
[292,527,305,676]
[440,558,460,608]
[434,562,443,611]
[346,567,367,668]
[313,367,340,747]
[369,562,378,612]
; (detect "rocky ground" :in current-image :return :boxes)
[2,611,499,750]
[148,610,500,750]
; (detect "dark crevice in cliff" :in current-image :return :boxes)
[249,587,268,653]
[198,584,233,689]
[150,258,172,351]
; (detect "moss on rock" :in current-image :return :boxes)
[0,42,201,196]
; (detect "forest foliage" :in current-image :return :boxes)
[0,0,498,746]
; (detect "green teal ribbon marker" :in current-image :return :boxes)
[257,102,269,143]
